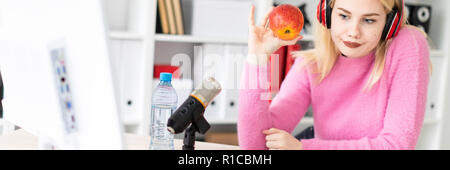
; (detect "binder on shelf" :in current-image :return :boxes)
[153,65,180,79]
[285,44,301,77]
[270,46,286,96]
[157,0,169,34]
[193,43,247,122]
[222,45,247,121]
[268,44,302,100]
[180,0,193,35]
[109,40,145,125]
[165,0,177,34]
[426,55,444,121]
[172,0,184,35]
[194,44,226,120]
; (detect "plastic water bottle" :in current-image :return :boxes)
[150,73,178,150]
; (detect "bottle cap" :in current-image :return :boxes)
[160,72,172,82]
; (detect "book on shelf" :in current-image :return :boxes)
[157,0,169,34]
[172,0,184,35]
[164,0,177,34]
[157,0,185,35]
[156,1,162,33]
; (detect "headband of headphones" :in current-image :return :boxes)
[317,0,404,40]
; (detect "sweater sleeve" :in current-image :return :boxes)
[301,27,430,150]
[238,57,311,150]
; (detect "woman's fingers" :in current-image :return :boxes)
[265,133,282,141]
[264,128,289,149]
[249,5,256,29]
[262,128,282,135]
[280,35,303,46]
[266,141,280,149]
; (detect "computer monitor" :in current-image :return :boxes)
[0,0,125,149]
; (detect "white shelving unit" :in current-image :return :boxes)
[154,34,248,44]
[103,0,157,135]
[103,0,450,149]
[0,119,16,135]
[403,0,450,150]
[109,31,145,41]
[103,0,301,135]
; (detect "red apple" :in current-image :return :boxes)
[269,4,304,41]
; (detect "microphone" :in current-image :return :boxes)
[167,77,221,134]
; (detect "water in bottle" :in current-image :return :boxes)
[150,73,178,150]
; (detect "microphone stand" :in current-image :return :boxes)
[167,77,220,150]
[182,116,211,150]
[182,124,197,150]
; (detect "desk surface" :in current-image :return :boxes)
[0,129,240,150]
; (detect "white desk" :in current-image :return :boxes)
[0,129,241,150]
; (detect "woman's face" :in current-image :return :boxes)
[331,0,387,58]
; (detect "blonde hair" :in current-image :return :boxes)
[293,0,420,90]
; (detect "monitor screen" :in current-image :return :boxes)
[0,0,125,149]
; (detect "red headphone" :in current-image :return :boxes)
[317,0,404,41]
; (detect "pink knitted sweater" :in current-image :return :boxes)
[238,27,430,150]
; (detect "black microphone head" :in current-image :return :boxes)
[167,77,221,134]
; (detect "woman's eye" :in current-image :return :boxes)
[339,14,349,20]
[364,18,376,24]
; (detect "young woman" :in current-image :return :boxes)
[238,0,430,150]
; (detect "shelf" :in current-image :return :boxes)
[109,31,145,40]
[154,33,314,44]
[424,118,440,125]
[430,49,444,57]
[154,34,248,44]
[108,31,315,44]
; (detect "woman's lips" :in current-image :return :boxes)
[344,41,362,48]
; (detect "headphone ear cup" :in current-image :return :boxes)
[325,0,332,29]
[391,12,402,38]
[383,0,404,40]
[382,11,396,40]
[317,1,321,24]
[317,0,324,26]
[317,0,332,29]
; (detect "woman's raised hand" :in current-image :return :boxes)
[247,5,302,65]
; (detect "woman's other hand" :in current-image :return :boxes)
[263,128,303,150]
